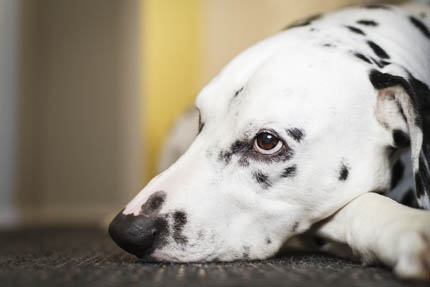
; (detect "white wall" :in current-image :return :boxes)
[0,0,18,226]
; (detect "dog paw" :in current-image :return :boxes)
[394,232,430,280]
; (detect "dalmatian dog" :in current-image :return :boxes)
[110,2,430,280]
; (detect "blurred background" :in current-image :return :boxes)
[0,0,401,227]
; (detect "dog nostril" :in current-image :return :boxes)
[151,228,158,237]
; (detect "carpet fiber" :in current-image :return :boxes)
[0,227,425,287]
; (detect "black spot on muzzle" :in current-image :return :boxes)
[253,171,272,189]
[141,191,166,215]
[173,211,188,245]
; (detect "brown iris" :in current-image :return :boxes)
[256,132,279,150]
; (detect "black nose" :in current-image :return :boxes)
[108,211,168,258]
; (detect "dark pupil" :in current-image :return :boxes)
[258,133,278,150]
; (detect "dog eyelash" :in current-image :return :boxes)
[197,110,204,134]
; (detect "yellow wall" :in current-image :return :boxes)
[142,0,201,181]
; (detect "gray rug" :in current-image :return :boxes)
[0,227,425,287]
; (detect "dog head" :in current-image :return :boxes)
[109,9,430,262]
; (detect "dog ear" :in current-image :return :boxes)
[370,69,430,209]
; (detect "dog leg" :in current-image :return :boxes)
[313,192,430,280]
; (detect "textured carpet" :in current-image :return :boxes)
[0,227,426,287]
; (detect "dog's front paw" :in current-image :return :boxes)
[394,231,430,280]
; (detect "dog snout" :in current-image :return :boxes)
[109,191,169,258]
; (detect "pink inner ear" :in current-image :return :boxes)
[375,87,408,132]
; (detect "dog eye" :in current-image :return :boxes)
[254,132,283,154]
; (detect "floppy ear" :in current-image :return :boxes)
[370,69,430,209]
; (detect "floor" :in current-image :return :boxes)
[0,227,426,287]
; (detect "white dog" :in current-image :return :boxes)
[110,2,430,280]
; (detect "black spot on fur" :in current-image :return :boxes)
[141,191,166,215]
[339,163,349,181]
[253,171,272,189]
[285,14,321,29]
[409,16,430,39]
[379,60,390,67]
[173,211,188,245]
[392,129,410,149]
[356,19,378,26]
[370,57,390,68]
[369,70,403,90]
[363,4,390,10]
[281,165,297,178]
[291,222,299,233]
[322,43,335,48]
[390,159,405,190]
[370,69,423,92]
[345,25,366,35]
[353,52,372,64]
[234,87,244,98]
[367,40,390,59]
[287,128,304,142]
[266,238,272,245]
